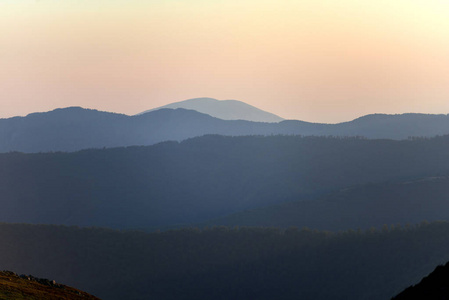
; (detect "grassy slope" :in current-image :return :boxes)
[0,271,100,300]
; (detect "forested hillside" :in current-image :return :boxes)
[1,222,449,300]
[1,134,449,229]
[206,176,449,231]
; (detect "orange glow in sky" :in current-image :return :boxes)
[1,0,448,122]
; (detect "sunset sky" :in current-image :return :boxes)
[1,0,448,123]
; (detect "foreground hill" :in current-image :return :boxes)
[1,135,449,229]
[206,176,449,231]
[1,222,449,300]
[392,262,449,299]
[0,271,100,300]
[139,97,285,122]
[1,106,449,152]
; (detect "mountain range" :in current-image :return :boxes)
[1,98,449,299]
[1,98,449,153]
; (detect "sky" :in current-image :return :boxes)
[1,0,448,123]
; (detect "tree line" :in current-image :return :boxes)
[1,221,449,299]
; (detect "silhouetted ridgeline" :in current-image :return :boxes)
[2,222,449,300]
[1,106,449,152]
[1,134,449,229]
[392,261,449,300]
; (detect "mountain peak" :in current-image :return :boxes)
[139,97,284,123]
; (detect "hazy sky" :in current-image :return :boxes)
[1,0,448,123]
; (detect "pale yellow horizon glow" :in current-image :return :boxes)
[1,0,448,123]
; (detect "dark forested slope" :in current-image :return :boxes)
[206,176,449,231]
[1,222,449,300]
[1,135,449,229]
